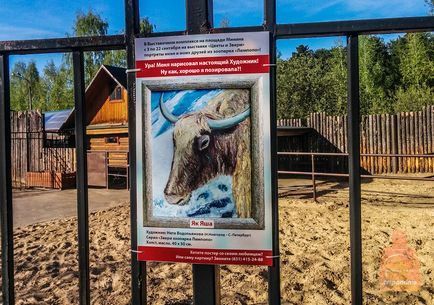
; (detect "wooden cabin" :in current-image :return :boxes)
[62,65,129,188]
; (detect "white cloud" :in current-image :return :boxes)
[0,24,60,41]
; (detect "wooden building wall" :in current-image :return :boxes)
[90,87,128,126]
[88,134,129,151]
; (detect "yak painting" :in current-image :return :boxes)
[151,89,252,219]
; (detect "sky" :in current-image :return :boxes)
[1,0,431,72]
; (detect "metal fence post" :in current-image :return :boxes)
[311,155,317,202]
[73,50,90,305]
[265,0,281,304]
[186,0,213,34]
[347,34,363,305]
[185,1,220,304]
[124,0,147,304]
[0,53,15,305]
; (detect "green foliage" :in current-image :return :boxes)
[10,61,43,111]
[41,61,74,110]
[10,10,155,112]
[324,44,347,114]
[73,10,108,36]
[277,33,434,119]
[277,43,348,119]
[65,11,155,83]
[392,33,434,112]
[65,10,109,84]
[8,9,432,118]
[359,36,393,114]
[277,46,326,118]
[140,17,155,34]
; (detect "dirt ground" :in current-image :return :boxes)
[0,177,433,305]
[12,188,129,227]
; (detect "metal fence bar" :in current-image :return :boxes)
[0,35,125,54]
[276,16,434,38]
[186,0,213,34]
[347,34,362,305]
[124,0,146,304]
[73,50,90,305]
[192,265,221,304]
[278,170,434,181]
[185,1,221,304]
[1,18,432,54]
[311,155,317,202]
[265,0,281,304]
[0,3,431,305]
[278,152,434,158]
[0,53,15,305]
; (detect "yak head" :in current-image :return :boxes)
[159,92,250,205]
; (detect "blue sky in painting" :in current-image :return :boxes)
[1,0,431,70]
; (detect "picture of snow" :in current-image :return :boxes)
[150,89,252,219]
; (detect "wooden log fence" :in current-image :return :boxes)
[10,106,434,189]
[278,105,434,174]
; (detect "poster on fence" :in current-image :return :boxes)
[135,32,273,266]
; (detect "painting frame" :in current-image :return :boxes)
[141,75,266,230]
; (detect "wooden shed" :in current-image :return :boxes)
[62,65,129,188]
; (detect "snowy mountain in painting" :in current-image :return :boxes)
[153,175,236,218]
[151,89,222,138]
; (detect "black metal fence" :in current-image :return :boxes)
[1,1,433,305]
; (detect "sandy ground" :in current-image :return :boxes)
[0,177,433,305]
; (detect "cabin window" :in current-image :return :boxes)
[106,136,119,144]
[110,86,122,101]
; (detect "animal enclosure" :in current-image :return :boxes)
[1,1,433,305]
[278,105,434,174]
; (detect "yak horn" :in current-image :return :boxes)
[207,107,250,130]
[159,93,179,124]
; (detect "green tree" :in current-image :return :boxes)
[140,17,155,34]
[10,61,43,111]
[359,35,392,114]
[393,33,434,111]
[10,11,155,112]
[277,45,328,118]
[65,10,109,84]
[10,62,28,111]
[323,44,347,114]
[66,11,155,82]
[41,61,74,110]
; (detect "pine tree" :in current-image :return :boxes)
[277,45,328,118]
[393,33,434,111]
[10,61,43,111]
[359,36,392,114]
[323,44,347,114]
[41,61,74,110]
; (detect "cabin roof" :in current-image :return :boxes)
[44,109,73,132]
[61,65,127,131]
[94,65,127,89]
